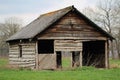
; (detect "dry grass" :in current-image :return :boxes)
[109,59,120,68]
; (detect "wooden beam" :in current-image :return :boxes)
[80,51,82,67]
[38,37,107,40]
[35,41,39,70]
[105,40,108,68]
[107,40,110,68]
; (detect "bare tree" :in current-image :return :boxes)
[0,17,22,56]
[83,0,120,59]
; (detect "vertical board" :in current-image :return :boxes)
[38,54,56,69]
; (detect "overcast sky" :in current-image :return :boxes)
[0,0,98,26]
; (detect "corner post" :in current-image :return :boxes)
[35,41,39,70]
[105,40,109,68]
[80,51,82,67]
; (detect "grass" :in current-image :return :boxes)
[0,58,8,69]
[62,57,71,68]
[109,59,120,68]
[0,58,120,80]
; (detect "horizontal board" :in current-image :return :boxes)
[55,43,82,47]
[19,64,35,67]
[9,50,19,53]
[9,55,18,57]
[10,61,35,64]
[9,58,35,61]
[22,55,35,57]
[22,50,35,52]
[22,48,35,51]
[9,51,19,54]
[9,54,35,57]
[22,46,35,48]
[58,17,86,24]
[55,48,82,51]
[42,33,102,37]
[22,52,35,54]
[38,37,107,40]
[10,46,18,48]
[55,40,82,51]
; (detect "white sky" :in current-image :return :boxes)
[0,0,98,26]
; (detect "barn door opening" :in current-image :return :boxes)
[56,51,81,69]
[62,51,72,68]
[72,51,80,67]
[56,51,72,69]
[38,40,56,69]
[83,41,105,68]
[56,51,62,68]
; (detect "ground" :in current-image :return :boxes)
[0,57,120,80]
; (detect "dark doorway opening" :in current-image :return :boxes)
[56,51,72,69]
[56,51,62,68]
[72,51,80,67]
[83,41,105,68]
[56,51,81,69]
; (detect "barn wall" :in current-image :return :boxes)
[9,42,36,69]
[38,11,107,40]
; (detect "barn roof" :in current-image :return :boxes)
[7,6,114,42]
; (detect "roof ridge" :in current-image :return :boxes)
[39,5,73,17]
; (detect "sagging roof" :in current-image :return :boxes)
[7,6,114,42]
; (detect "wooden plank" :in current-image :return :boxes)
[22,54,36,57]
[55,40,82,51]
[10,61,35,64]
[9,55,18,58]
[22,47,35,50]
[22,50,35,52]
[105,41,108,68]
[35,41,39,69]
[38,37,107,40]
[22,52,35,55]
[80,51,82,67]
[19,63,35,67]
[38,54,56,69]
[55,47,82,51]
[9,58,35,61]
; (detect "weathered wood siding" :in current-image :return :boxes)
[55,40,82,51]
[38,11,107,40]
[38,54,56,69]
[9,42,36,69]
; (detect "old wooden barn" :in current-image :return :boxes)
[7,6,114,70]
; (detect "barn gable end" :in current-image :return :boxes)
[37,11,107,40]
